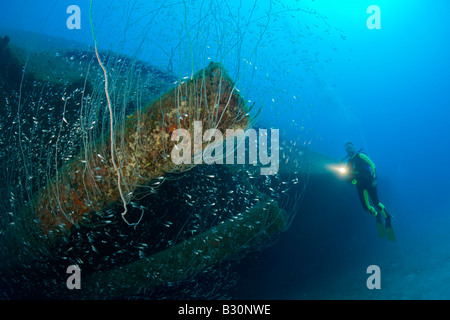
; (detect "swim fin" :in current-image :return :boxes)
[376,214,385,239]
[384,214,397,242]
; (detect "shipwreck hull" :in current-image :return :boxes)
[0,33,299,299]
[33,62,249,238]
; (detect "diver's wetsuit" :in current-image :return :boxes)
[346,152,388,218]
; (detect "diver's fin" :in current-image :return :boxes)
[376,214,385,239]
[384,214,397,242]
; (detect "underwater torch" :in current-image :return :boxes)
[325,163,349,178]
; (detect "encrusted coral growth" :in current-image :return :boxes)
[35,62,249,237]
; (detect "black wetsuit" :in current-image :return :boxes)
[346,152,384,216]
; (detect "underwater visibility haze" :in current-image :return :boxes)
[0,0,450,300]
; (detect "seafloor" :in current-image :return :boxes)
[233,171,450,300]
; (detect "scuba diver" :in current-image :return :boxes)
[342,141,396,241]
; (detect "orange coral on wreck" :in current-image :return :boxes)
[33,62,249,238]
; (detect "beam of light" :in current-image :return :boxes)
[325,163,348,177]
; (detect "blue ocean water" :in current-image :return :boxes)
[0,0,449,300]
